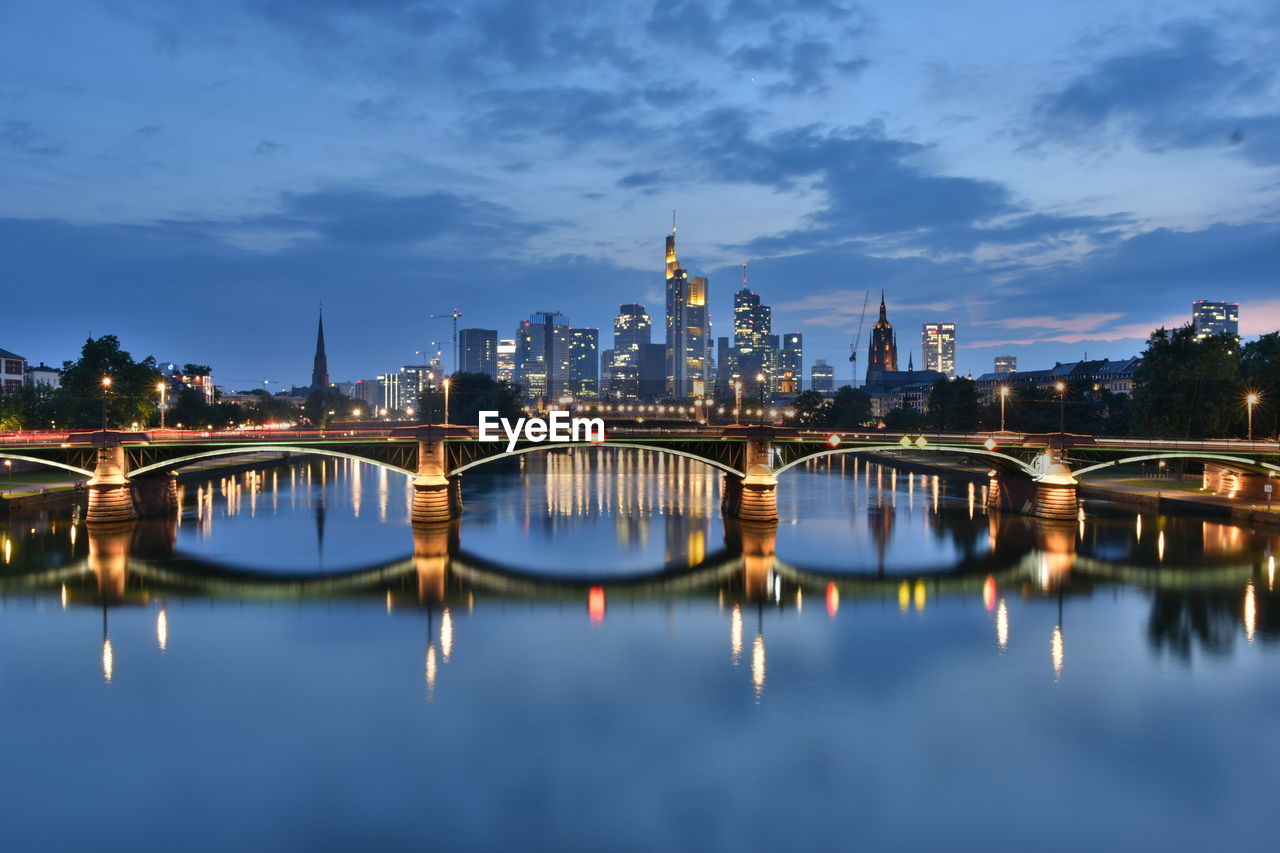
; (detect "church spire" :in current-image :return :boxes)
[311,307,329,391]
[878,290,887,323]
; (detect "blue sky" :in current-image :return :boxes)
[3,0,1278,389]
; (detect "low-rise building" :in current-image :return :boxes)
[1,348,27,392]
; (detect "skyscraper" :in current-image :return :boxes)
[611,303,651,400]
[732,273,776,391]
[570,328,599,398]
[994,355,1017,375]
[811,359,835,392]
[664,224,708,399]
[866,293,898,386]
[458,328,498,379]
[1192,301,1240,341]
[310,309,329,391]
[516,312,571,403]
[496,339,516,383]
[922,322,956,379]
[780,332,803,393]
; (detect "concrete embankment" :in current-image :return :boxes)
[1080,482,1280,530]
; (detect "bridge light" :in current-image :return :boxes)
[825,582,840,618]
[983,438,997,451]
[915,436,928,448]
[899,435,912,448]
[827,434,841,447]
[588,586,606,624]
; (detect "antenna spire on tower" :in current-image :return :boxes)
[672,209,677,234]
[742,263,747,288]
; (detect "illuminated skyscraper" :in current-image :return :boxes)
[516,312,571,402]
[569,328,599,398]
[811,359,835,392]
[1192,301,1239,341]
[611,303,651,400]
[780,333,803,392]
[994,355,1017,375]
[866,293,898,386]
[496,339,516,383]
[922,322,956,379]
[664,222,708,398]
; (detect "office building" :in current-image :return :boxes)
[994,355,1017,375]
[1192,301,1240,341]
[570,328,599,398]
[611,304,652,400]
[516,312,571,402]
[922,322,956,379]
[780,333,803,393]
[496,339,516,383]
[811,360,835,393]
[639,342,667,401]
[664,227,709,398]
[458,328,498,379]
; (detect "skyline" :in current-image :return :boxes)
[4,0,1279,386]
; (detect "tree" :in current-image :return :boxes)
[303,388,352,428]
[181,364,212,377]
[884,406,925,431]
[791,390,830,427]
[59,336,163,429]
[420,372,523,426]
[238,390,299,425]
[1240,332,1280,438]
[924,377,980,431]
[1131,325,1240,438]
[826,385,872,429]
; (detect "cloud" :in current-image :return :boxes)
[1031,19,1280,165]
[254,139,284,155]
[1,121,65,156]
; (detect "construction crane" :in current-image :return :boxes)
[427,308,463,375]
[847,291,870,387]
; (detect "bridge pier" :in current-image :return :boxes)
[131,473,179,518]
[987,465,1079,521]
[87,445,137,526]
[413,436,461,525]
[724,519,779,599]
[1203,467,1275,501]
[721,431,779,522]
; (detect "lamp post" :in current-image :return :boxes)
[999,386,1009,433]
[1054,381,1066,456]
[443,377,452,425]
[156,381,167,429]
[101,376,112,433]
[1246,392,1259,441]
[755,373,766,427]
[4,459,11,496]
[734,380,743,425]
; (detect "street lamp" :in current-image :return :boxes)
[1246,392,1260,441]
[4,459,11,496]
[1054,381,1066,455]
[101,376,112,432]
[999,386,1009,433]
[734,380,743,425]
[756,373,766,427]
[156,381,167,429]
[443,377,452,425]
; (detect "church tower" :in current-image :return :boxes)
[311,309,329,391]
[865,292,898,386]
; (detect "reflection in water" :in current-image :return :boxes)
[730,604,743,665]
[751,633,766,701]
[441,608,454,662]
[1051,625,1064,680]
[996,599,1009,651]
[157,606,168,652]
[1245,582,1256,642]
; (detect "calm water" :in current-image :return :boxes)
[1,449,1277,852]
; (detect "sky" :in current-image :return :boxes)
[3,0,1279,390]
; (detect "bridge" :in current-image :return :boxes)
[2,424,1277,525]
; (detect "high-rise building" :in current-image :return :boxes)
[496,339,516,383]
[994,355,1017,375]
[458,328,498,379]
[1192,301,1240,341]
[811,359,835,392]
[378,372,402,413]
[664,226,708,398]
[516,312,571,402]
[610,304,651,400]
[310,309,329,391]
[780,333,803,393]
[399,364,434,407]
[639,342,667,401]
[732,274,777,392]
[922,322,956,379]
[570,328,599,398]
[353,378,383,409]
[866,293,898,386]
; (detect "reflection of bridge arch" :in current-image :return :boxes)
[772,444,1040,479]
[1073,453,1280,479]
[126,445,417,479]
[449,441,743,477]
[0,451,93,478]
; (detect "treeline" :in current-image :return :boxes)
[0,336,306,431]
[888,326,1279,438]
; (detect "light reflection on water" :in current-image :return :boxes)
[0,449,1278,850]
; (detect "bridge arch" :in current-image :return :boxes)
[449,441,743,477]
[0,451,94,479]
[126,445,417,479]
[772,444,1041,479]
[1072,453,1280,479]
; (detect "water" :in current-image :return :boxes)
[1,449,1277,851]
